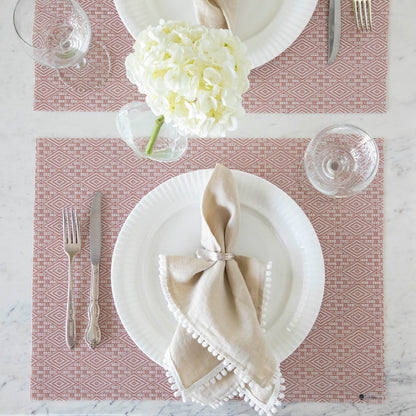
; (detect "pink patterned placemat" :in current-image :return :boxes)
[33,0,389,113]
[32,138,385,402]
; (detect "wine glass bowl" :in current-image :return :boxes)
[304,124,379,197]
[13,0,90,68]
[13,0,110,91]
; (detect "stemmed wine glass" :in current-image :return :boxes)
[13,0,110,92]
[304,124,379,197]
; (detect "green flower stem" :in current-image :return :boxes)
[146,115,165,156]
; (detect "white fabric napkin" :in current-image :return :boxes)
[192,0,237,32]
[158,165,285,415]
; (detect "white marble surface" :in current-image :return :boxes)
[1,0,415,414]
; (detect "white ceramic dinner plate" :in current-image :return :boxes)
[111,169,325,365]
[114,0,318,69]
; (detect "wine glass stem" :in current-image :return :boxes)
[331,161,339,171]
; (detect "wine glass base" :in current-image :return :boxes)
[58,42,110,93]
[304,124,379,198]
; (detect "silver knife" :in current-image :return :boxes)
[328,0,341,64]
[85,191,102,349]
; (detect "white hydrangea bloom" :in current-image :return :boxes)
[125,20,251,138]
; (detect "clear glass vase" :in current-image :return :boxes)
[116,101,188,162]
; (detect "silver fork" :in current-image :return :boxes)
[353,0,373,31]
[63,208,81,349]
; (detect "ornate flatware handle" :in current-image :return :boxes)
[85,263,101,349]
[66,257,76,349]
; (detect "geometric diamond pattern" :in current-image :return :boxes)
[33,0,389,113]
[32,137,385,403]
[244,0,389,113]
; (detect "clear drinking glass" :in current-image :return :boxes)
[13,0,110,91]
[304,124,379,197]
[116,101,188,162]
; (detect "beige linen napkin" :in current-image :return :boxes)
[159,165,285,415]
[192,0,237,32]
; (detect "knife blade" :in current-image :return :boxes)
[85,191,102,349]
[328,0,341,64]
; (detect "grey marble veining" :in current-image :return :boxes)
[1,0,415,414]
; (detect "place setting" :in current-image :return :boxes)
[25,0,386,413]
[31,134,385,407]
[13,0,390,112]
[62,192,102,350]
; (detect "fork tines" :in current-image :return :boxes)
[353,0,372,31]
[63,208,80,245]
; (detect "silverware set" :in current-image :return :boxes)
[328,0,373,64]
[63,192,102,349]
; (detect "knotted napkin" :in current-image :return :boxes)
[159,165,285,415]
[192,0,237,32]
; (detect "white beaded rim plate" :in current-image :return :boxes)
[111,169,325,365]
[114,0,319,69]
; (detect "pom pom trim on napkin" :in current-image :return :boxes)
[159,255,285,415]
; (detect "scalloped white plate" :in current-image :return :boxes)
[111,169,325,365]
[114,0,318,69]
